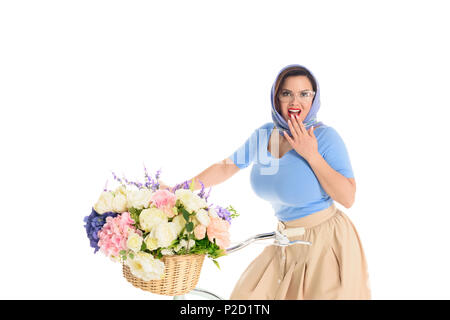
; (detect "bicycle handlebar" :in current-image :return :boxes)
[225,231,312,254]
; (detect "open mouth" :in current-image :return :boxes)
[288,108,301,117]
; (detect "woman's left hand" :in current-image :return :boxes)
[283,114,320,163]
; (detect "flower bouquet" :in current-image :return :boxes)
[83,166,239,296]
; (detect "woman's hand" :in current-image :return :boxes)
[282,114,320,163]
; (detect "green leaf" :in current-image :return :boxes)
[119,250,126,255]
[155,248,163,259]
[212,259,221,270]
[182,208,190,221]
[122,255,127,261]
[129,253,134,259]
[226,205,240,219]
[168,239,179,249]
[186,222,194,232]
[129,207,143,227]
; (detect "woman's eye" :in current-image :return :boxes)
[281,91,291,96]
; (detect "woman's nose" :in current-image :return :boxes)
[289,95,303,104]
[289,100,302,107]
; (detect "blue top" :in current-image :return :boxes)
[228,122,354,221]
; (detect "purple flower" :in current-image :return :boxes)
[111,171,123,184]
[103,179,109,192]
[109,166,165,194]
[197,180,206,198]
[142,165,162,191]
[83,208,118,253]
[143,163,150,182]
[172,179,193,193]
[155,168,161,181]
[214,205,232,224]
[205,187,212,202]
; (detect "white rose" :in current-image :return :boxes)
[195,208,210,226]
[139,208,167,233]
[126,252,165,281]
[127,188,153,209]
[153,222,178,248]
[94,191,114,214]
[114,185,127,196]
[208,207,219,219]
[126,232,143,252]
[174,189,193,210]
[144,234,159,251]
[112,193,128,213]
[172,214,186,235]
[194,196,208,211]
[174,189,190,201]
[175,189,207,213]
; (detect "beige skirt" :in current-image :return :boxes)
[229,203,371,300]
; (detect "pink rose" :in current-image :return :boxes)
[150,190,177,217]
[194,224,206,240]
[206,217,230,250]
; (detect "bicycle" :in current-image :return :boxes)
[172,230,312,300]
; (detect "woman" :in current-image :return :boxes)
[161,64,371,300]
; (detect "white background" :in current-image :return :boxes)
[1,0,449,300]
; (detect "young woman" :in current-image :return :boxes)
[160,64,371,300]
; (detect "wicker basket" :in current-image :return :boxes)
[122,254,206,296]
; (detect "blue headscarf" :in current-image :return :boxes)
[271,64,324,137]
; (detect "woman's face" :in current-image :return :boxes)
[277,75,315,123]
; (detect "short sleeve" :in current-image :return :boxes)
[227,128,259,169]
[321,127,355,178]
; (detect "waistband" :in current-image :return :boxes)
[277,203,338,233]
